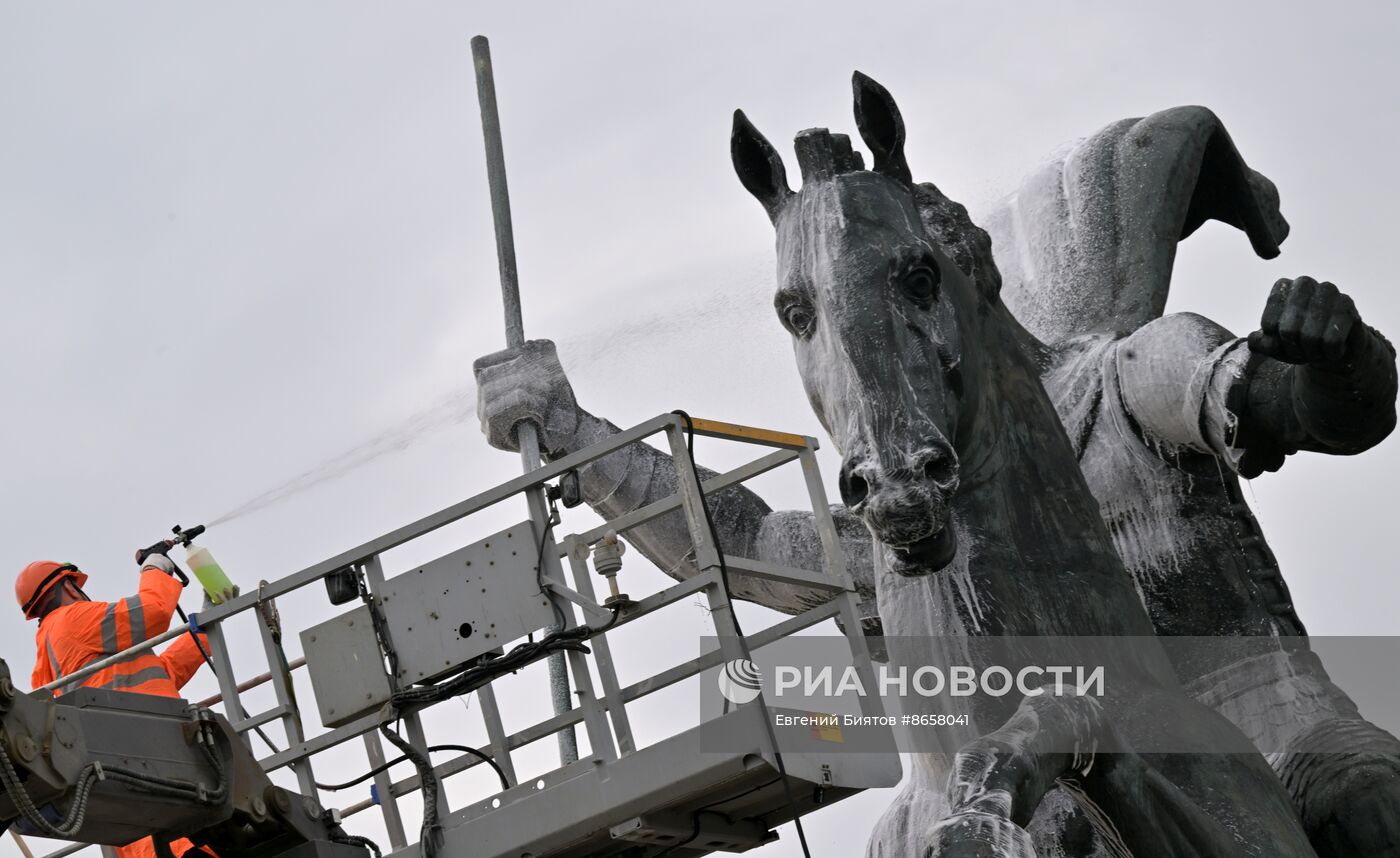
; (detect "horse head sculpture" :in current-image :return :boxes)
[731,73,1009,575]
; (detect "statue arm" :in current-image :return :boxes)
[560,411,880,628]
[1115,278,1397,477]
[472,339,878,623]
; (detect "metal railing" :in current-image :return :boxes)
[33,413,884,858]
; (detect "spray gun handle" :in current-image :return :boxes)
[135,539,174,565]
[135,539,191,587]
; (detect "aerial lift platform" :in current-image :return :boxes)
[6,36,897,858]
[7,413,900,858]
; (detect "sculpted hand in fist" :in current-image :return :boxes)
[1248,276,1364,367]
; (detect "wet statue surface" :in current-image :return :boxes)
[475,75,1399,857]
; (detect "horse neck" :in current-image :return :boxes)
[952,304,1159,637]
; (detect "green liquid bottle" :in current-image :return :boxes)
[184,543,235,604]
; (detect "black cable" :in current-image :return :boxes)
[358,566,401,685]
[381,722,443,858]
[368,605,623,858]
[534,507,567,630]
[174,600,284,757]
[0,741,104,837]
[670,410,814,858]
[323,808,385,858]
[316,743,510,792]
[366,548,625,855]
[696,774,784,813]
[329,830,383,858]
[390,607,619,709]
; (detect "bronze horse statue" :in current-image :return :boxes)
[474,76,1398,856]
[725,72,1319,855]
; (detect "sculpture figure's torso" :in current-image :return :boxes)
[1041,332,1362,749]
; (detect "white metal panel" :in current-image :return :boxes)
[379,521,558,686]
[300,605,394,728]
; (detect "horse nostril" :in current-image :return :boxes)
[839,467,870,508]
[917,442,958,486]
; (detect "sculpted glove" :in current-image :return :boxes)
[473,339,582,458]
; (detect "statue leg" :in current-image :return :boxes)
[1027,788,1109,858]
[1276,717,1400,857]
[925,692,1101,858]
[926,688,1316,858]
[867,756,952,858]
[868,755,1106,858]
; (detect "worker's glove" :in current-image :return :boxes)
[474,339,582,457]
[202,584,240,607]
[141,553,178,576]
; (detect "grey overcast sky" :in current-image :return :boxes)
[2,3,1398,857]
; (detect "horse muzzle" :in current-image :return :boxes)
[839,440,961,574]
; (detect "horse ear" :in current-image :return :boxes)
[852,71,912,184]
[732,109,793,222]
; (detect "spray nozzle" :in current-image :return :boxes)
[135,524,207,577]
[172,524,207,547]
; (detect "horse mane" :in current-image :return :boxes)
[912,182,1002,304]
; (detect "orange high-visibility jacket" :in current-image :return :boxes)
[31,568,208,697]
[30,568,212,858]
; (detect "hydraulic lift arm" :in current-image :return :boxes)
[0,658,371,858]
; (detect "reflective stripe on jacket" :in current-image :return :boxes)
[29,569,208,700]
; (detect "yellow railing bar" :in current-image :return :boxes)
[683,417,811,450]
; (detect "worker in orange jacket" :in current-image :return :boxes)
[17,553,216,858]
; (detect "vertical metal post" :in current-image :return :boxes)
[549,539,617,762]
[663,420,747,666]
[564,644,616,762]
[474,683,518,788]
[798,445,848,584]
[255,608,318,798]
[363,732,409,849]
[203,621,248,739]
[471,33,577,765]
[563,539,636,755]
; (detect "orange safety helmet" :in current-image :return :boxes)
[16,560,88,620]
